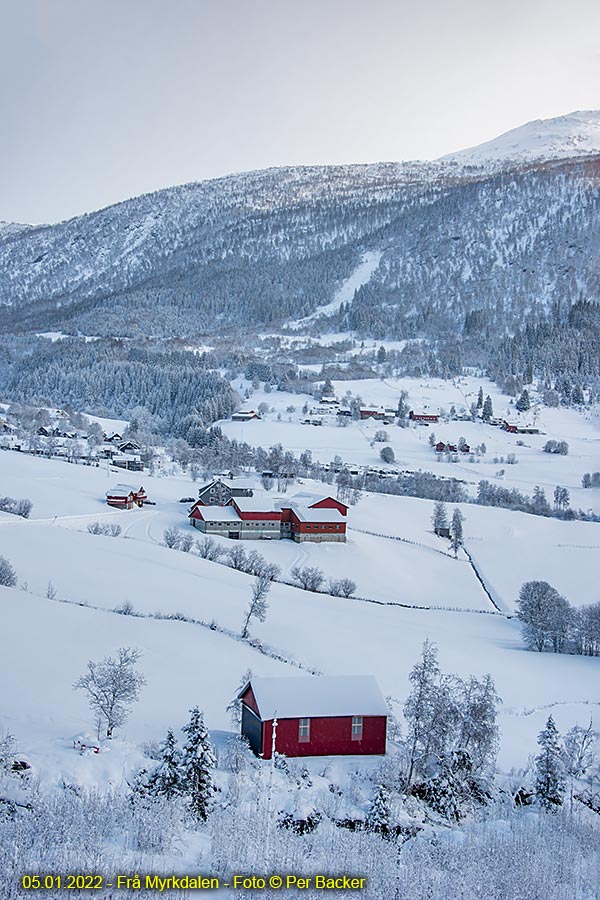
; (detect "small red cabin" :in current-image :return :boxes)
[105,484,146,509]
[239,676,387,759]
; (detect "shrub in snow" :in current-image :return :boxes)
[0,556,17,587]
[543,440,569,455]
[114,600,135,616]
[87,521,121,537]
[0,496,32,518]
[379,446,395,463]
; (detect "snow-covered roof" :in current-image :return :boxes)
[106,484,138,496]
[289,506,345,523]
[230,496,276,512]
[242,676,388,720]
[195,506,241,522]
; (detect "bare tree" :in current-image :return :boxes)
[290,565,324,592]
[74,647,146,739]
[562,719,596,811]
[328,577,357,598]
[179,532,194,553]
[227,545,248,571]
[241,576,271,639]
[196,536,224,561]
[163,526,181,549]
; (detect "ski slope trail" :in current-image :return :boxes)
[289,250,383,328]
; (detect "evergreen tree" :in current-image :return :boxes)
[535,716,566,811]
[376,345,387,364]
[149,730,185,799]
[432,500,448,534]
[450,508,464,557]
[181,707,217,822]
[476,386,484,409]
[516,390,530,412]
[366,784,391,834]
[482,395,493,421]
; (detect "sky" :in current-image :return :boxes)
[1,0,599,224]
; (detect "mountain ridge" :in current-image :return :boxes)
[1,113,599,339]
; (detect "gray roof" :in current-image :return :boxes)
[194,506,240,522]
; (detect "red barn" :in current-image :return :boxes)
[239,676,387,759]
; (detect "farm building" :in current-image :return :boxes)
[409,411,439,423]
[239,675,387,759]
[359,408,389,421]
[105,485,147,509]
[196,478,254,507]
[188,493,347,542]
[231,410,261,422]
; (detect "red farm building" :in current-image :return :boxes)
[188,492,347,542]
[105,484,146,509]
[239,675,387,759]
[409,411,439,423]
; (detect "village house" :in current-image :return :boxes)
[196,478,254,506]
[238,675,388,759]
[111,453,144,472]
[231,410,261,422]
[105,484,147,509]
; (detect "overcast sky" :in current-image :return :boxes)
[1,0,599,224]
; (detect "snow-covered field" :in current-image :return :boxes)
[1,432,599,782]
[0,372,598,798]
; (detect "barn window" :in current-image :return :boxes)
[351,716,363,740]
[298,718,310,742]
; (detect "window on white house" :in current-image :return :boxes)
[351,716,363,740]
[298,718,310,742]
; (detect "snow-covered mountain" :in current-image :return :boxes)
[0,112,598,338]
[441,110,600,168]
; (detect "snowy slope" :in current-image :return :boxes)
[441,110,600,168]
[289,250,383,327]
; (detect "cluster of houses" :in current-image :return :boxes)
[188,478,348,542]
[0,412,145,471]
[434,440,471,454]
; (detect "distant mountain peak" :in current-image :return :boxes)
[440,110,600,168]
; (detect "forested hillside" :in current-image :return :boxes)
[1,156,598,340]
